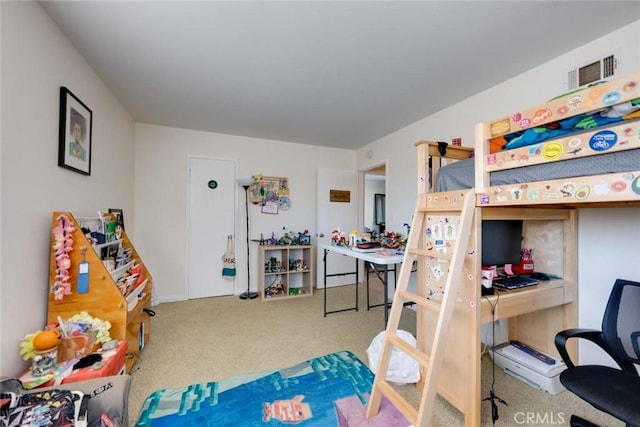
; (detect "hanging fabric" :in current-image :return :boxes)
[222,235,236,280]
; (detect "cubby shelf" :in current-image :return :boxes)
[258,245,313,300]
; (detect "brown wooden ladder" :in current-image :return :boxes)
[366,189,475,426]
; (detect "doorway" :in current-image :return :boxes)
[187,156,237,299]
[362,164,386,236]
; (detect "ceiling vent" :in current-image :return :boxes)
[565,53,620,90]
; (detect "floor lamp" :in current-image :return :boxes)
[237,178,258,300]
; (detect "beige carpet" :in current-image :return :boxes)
[128,282,622,426]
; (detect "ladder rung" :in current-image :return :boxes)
[375,380,418,424]
[397,290,440,313]
[408,248,452,260]
[387,334,431,367]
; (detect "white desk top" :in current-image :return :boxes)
[319,243,405,265]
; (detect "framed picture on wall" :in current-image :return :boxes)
[58,87,92,175]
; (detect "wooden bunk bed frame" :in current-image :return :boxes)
[413,71,640,426]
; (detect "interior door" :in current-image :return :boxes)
[316,168,359,288]
[187,156,236,299]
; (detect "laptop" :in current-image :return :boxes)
[492,275,538,290]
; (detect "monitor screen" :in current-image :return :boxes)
[481,220,523,267]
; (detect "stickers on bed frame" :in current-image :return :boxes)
[478,170,640,205]
[485,120,639,171]
[488,73,639,138]
[479,73,640,205]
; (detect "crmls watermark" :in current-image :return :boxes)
[514,412,566,425]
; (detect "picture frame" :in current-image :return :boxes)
[108,208,125,231]
[58,87,92,175]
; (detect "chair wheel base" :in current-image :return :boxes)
[570,415,600,427]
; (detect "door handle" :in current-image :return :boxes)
[318,233,325,238]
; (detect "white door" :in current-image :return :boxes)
[316,168,359,288]
[187,157,236,299]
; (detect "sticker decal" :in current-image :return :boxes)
[431,264,444,280]
[528,144,542,156]
[602,91,621,105]
[490,118,510,136]
[445,224,456,240]
[510,188,523,201]
[567,95,582,109]
[575,186,590,201]
[632,175,640,195]
[531,108,553,125]
[594,181,610,196]
[526,188,539,201]
[560,183,576,198]
[589,130,617,151]
[611,181,627,192]
[623,80,638,93]
[542,142,563,160]
[568,138,581,149]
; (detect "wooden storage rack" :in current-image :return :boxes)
[46,212,153,373]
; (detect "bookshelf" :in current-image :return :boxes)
[46,212,153,373]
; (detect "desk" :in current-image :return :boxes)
[319,243,405,325]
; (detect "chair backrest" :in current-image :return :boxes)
[602,278,640,364]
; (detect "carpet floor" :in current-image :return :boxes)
[128,282,622,426]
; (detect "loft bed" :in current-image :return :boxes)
[408,71,640,427]
[436,71,640,206]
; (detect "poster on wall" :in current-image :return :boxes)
[250,175,291,214]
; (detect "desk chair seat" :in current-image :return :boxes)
[560,365,640,425]
[555,278,640,427]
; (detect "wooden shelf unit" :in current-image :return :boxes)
[258,245,313,300]
[46,212,153,373]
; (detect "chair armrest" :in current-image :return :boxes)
[555,329,639,375]
[555,328,601,368]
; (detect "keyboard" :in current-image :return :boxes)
[492,276,538,290]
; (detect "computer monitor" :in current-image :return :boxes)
[481,220,523,267]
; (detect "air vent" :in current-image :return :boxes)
[566,54,620,90]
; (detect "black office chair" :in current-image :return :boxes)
[555,278,640,427]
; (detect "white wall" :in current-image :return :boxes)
[0,2,136,376]
[357,20,640,365]
[134,124,355,302]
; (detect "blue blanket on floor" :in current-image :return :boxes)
[135,351,397,426]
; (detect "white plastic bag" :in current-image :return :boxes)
[367,330,420,384]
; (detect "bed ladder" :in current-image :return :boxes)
[366,189,475,426]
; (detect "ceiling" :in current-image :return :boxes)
[40,1,640,150]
